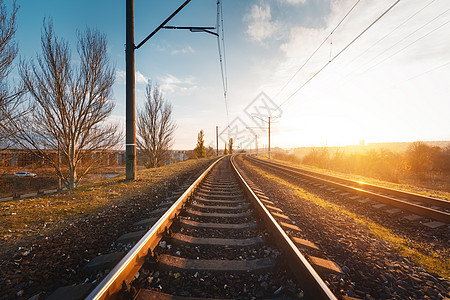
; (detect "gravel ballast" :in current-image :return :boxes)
[237,156,450,299]
[0,159,214,300]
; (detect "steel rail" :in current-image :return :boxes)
[246,155,450,224]
[251,156,449,210]
[230,155,337,300]
[86,157,224,300]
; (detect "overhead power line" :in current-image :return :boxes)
[273,0,361,101]
[279,0,402,107]
[367,18,450,72]
[407,61,450,81]
[347,0,437,67]
[359,7,450,72]
[216,0,230,132]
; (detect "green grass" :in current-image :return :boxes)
[0,158,214,256]
[244,158,450,278]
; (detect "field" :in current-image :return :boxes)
[266,141,450,198]
[0,158,214,258]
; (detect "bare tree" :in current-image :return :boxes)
[137,82,176,168]
[12,21,120,189]
[0,0,23,149]
[195,129,206,158]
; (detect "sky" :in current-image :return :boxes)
[8,0,450,150]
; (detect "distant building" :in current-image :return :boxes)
[0,149,125,169]
[168,150,187,164]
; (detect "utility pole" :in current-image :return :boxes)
[125,0,136,180]
[255,135,258,155]
[125,0,217,180]
[268,116,271,159]
[216,126,219,156]
[57,139,61,191]
[251,115,278,159]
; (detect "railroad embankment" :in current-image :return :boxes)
[0,158,214,258]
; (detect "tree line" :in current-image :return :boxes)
[275,141,450,183]
[189,129,233,159]
[0,2,177,189]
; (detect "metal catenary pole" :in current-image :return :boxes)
[268,116,271,159]
[57,139,61,191]
[126,0,194,180]
[216,126,219,156]
[125,0,136,180]
[125,0,220,179]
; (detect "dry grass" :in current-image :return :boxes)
[0,158,213,256]
[258,155,450,200]
[244,159,450,278]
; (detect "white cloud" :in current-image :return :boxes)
[135,71,148,84]
[265,0,449,95]
[243,2,280,42]
[171,45,195,55]
[115,70,148,85]
[159,74,198,94]
[116,70,126,83]
[261,0,450,147]
[278,0,307,5]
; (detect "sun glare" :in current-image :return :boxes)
[279,103,366,148]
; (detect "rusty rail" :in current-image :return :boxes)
[246,155,450,224]
[87,154,337,299]
[230,155,336,300]
[86,157,224,300]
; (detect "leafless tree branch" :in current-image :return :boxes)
[0,0,26,150]
[12,21,120,189]
[137,82,177,168]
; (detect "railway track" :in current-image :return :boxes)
[77,156,336,299]
[245,155,450,225]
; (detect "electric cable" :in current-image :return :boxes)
[360,7,450,72]
[216,0,230,134]
[279,0,402,107]
[220,1,228,94]
[348,0,436,67]
[367,18,450,71]
[407,61,450,81]
[273,0,361,101]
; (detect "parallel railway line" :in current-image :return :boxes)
[42,154,449,299]
[17,153,448,299]
[245,155,450,225]
[80,156,336,299]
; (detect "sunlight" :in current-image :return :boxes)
[279,103,366,148]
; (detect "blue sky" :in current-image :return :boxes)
[9,0,450,150]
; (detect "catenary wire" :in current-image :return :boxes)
[366,18,450,71]
[279,0,402,107]
[220,1,228,95]
[347,0,437,67]
[407,61,450,81]
[273,0,361,101]
[216,0,230,134]
[356,7,450,73]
